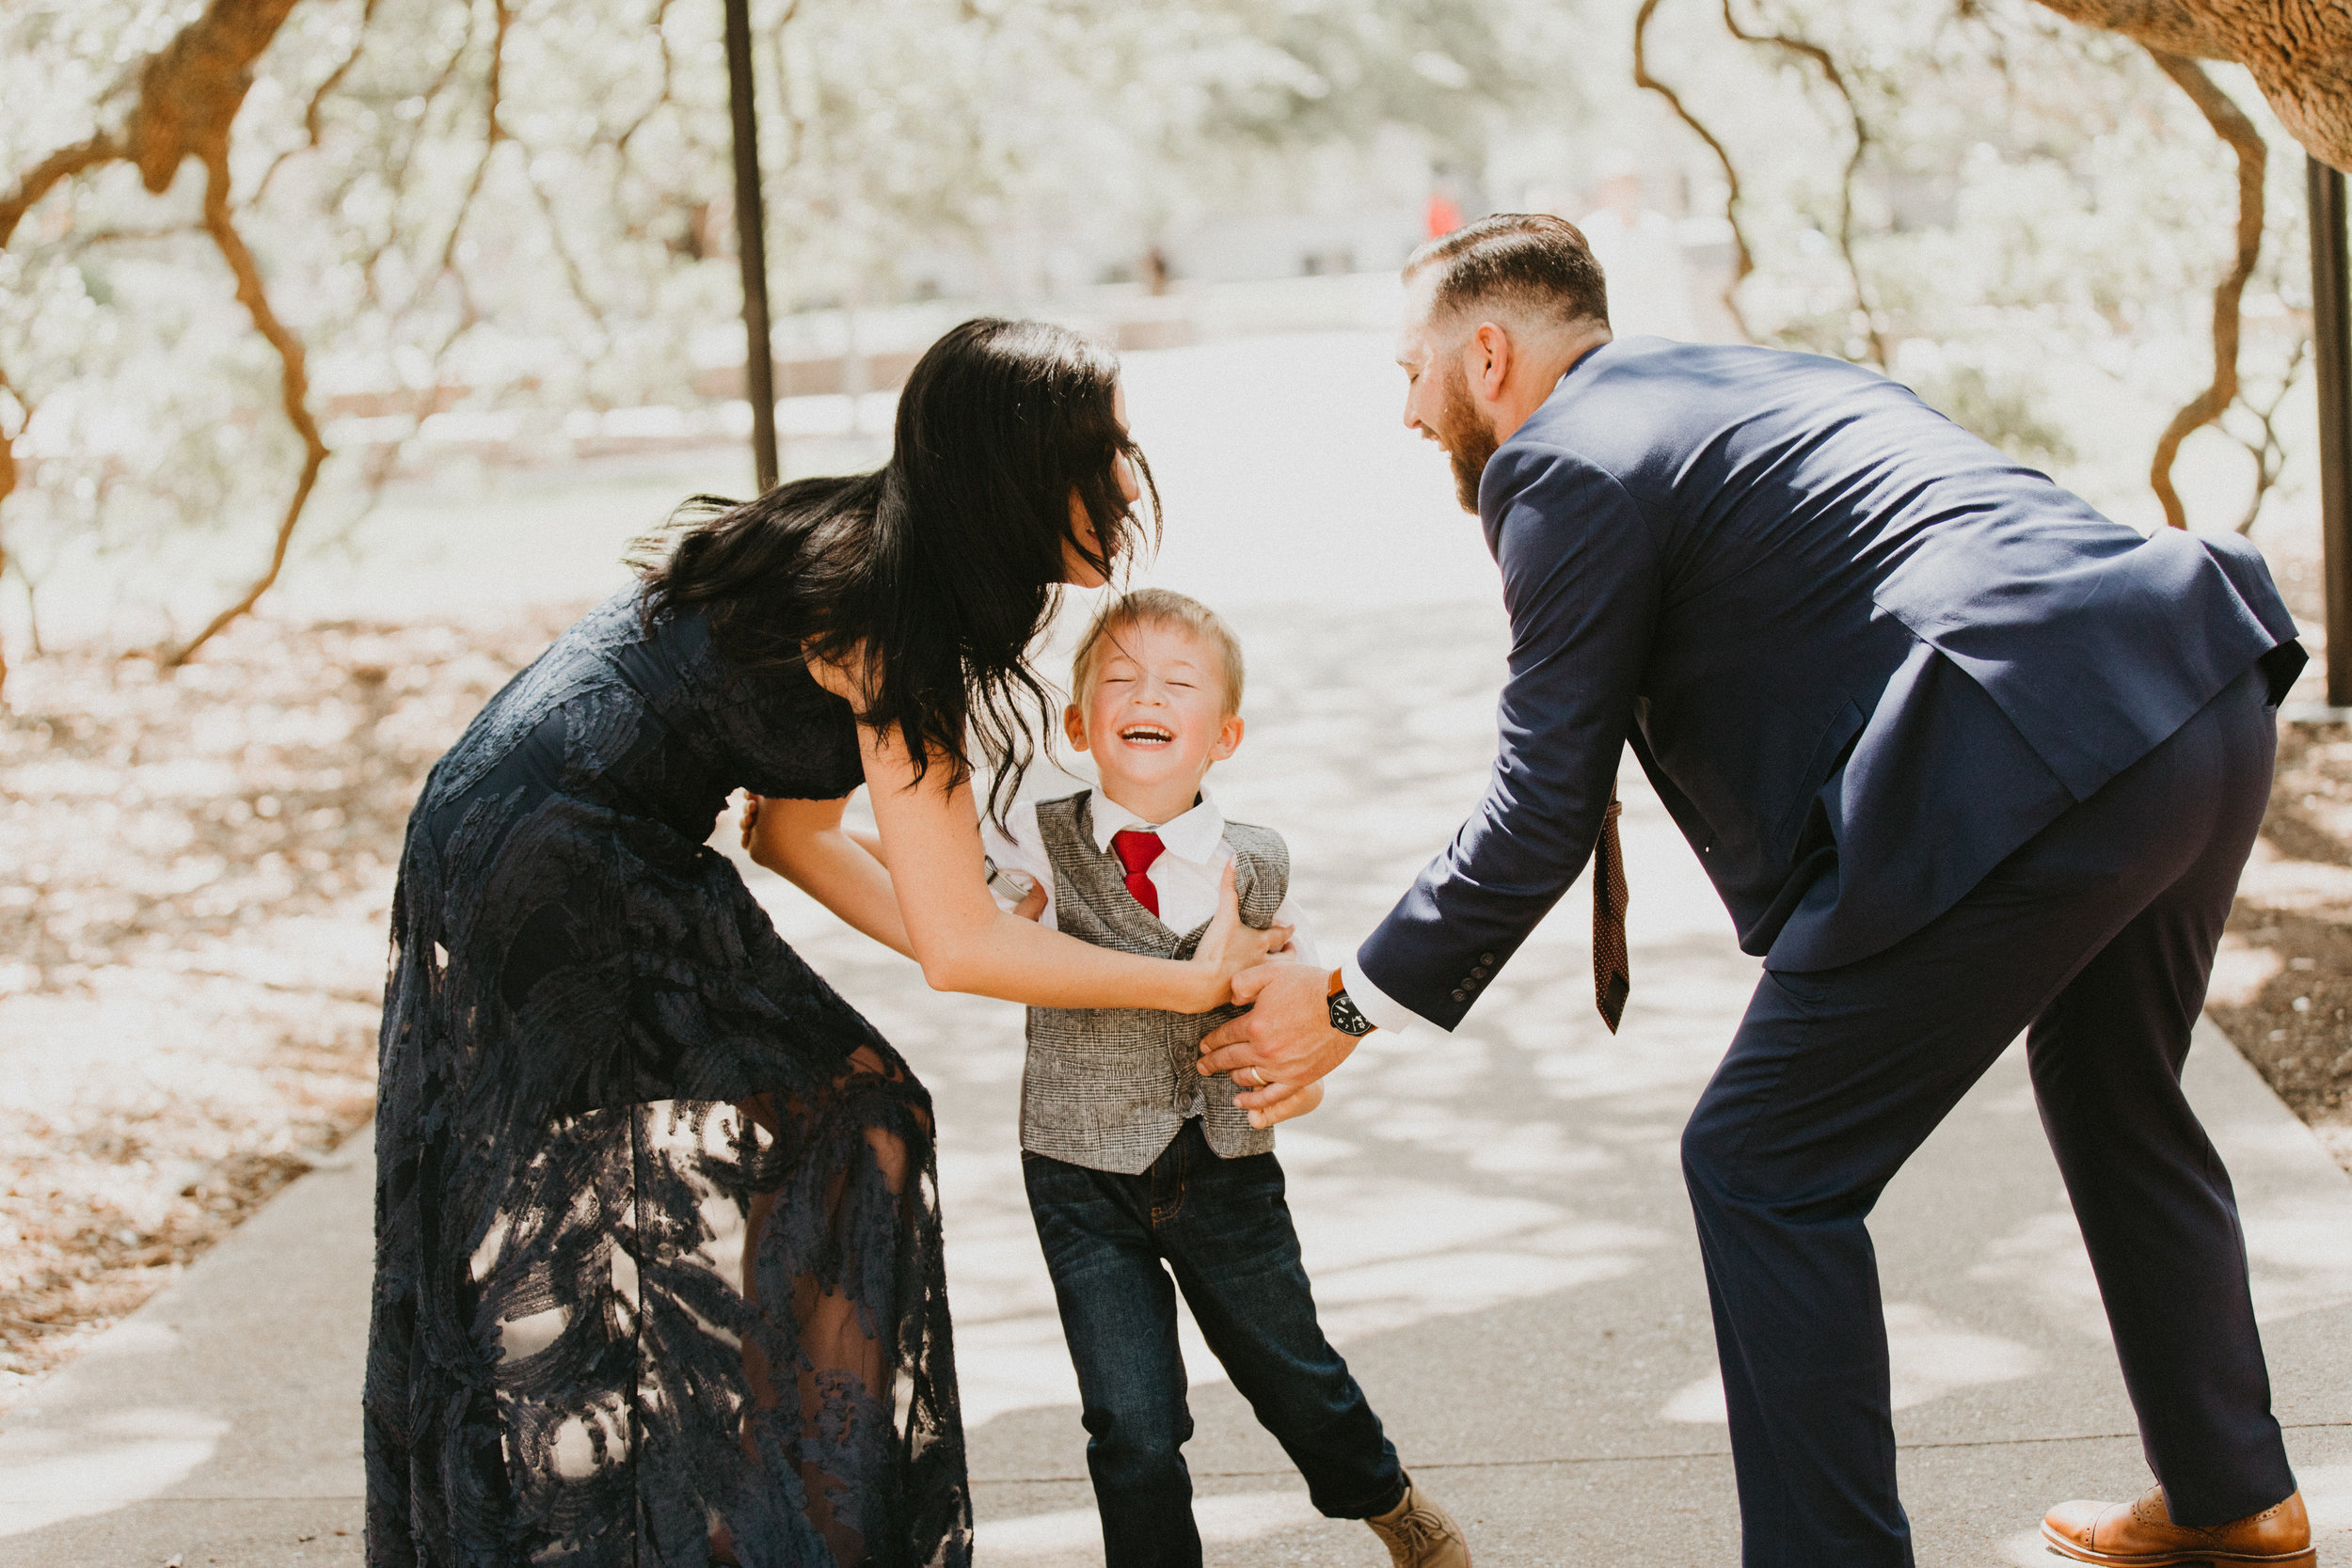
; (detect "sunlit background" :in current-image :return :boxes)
[0,0,2328,653]
[4,1,2352,1562]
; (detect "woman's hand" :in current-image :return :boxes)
[1184,862,1293,1012]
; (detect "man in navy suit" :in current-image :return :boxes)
[1200,214,2314,1567]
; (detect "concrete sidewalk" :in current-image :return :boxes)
[0,1127,373,1564]
[6,600,2351,1566]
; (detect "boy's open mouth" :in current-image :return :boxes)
[1117,724,1175,748]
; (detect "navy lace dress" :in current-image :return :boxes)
[365,591,970,1568]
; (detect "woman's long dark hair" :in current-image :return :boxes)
[634,317,1159,822]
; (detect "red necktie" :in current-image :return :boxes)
[1110,829,1164,918]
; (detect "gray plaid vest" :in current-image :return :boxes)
[1021,789,1289,1173]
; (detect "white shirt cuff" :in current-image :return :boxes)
[1342,955,1442,1037]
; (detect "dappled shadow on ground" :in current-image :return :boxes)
[0,594,2347,1565]
[0,606,576,1406]
[6,585,2350,1566]
[770,599,2351,1566]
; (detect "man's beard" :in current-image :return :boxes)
[1435,366,1498,513]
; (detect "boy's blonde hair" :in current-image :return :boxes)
[1070,589,1246,716]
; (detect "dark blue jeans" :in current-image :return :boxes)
[1024,1118,1406,1568]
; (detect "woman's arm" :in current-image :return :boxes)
[742,793,914,958]
[855,721,1283,1012]
[742,793,1048,950]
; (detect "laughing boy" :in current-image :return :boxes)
[980,588,1470,1568]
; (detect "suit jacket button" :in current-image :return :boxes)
[1451,988,1468,1002]
[1481,953,1496,964]
[1471,965,1489,979]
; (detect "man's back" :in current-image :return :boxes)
[1529,338,2297,966]
[1363,338,2299,1017]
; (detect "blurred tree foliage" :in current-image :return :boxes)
[0,0,2331,690]
[1633,0,2313,531]
[0,0,1569,685]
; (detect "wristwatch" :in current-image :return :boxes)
[1327,968,1376,1037]
[983,854,1036,903]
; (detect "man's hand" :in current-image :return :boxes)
[1244,1076,1323,1131]
[1197,962,1360,1123]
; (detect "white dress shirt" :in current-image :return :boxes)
[981,789,1318,967]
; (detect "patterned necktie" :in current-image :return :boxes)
[1593,791,1630,1033]
[1110,829,1164,918]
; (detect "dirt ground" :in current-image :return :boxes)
[0,605,574,1409]
[2209,718,2352,1172]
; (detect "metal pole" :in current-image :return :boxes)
[2310,154,2352,707]
[725,0,778,493]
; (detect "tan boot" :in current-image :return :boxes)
[2042,1483,2312,1566]
[1366,1476,1470,1568]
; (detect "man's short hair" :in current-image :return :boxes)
[1402,213,1609,334]
[1070,588,1246,716]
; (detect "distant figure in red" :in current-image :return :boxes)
[1423,189,1464,239]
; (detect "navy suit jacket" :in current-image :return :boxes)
[1358,339,2306,1032]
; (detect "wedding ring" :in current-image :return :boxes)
[1241,1067,1264,1088]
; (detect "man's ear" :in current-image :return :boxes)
[1063,704,1089,752]
[1470,322,1512,403]
[1208,713,1244,764]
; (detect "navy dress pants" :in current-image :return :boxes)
[1681,666,2298,1567]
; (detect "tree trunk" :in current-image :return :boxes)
[2032,1,2352,170]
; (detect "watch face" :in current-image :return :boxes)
[1327,987,1375,1037]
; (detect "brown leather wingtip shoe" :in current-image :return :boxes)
[2041,1483,2312,1566]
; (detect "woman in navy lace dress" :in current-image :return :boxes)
[365,320,1283,1568]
